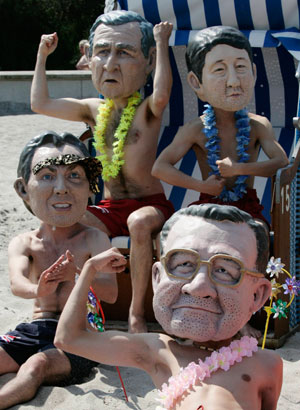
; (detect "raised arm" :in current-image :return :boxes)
[148,22,173,118]
[30,32,96,125]
[86,228,119,304]
[216,116,289,178]
[152,123,225,196]
[54,248,156,370]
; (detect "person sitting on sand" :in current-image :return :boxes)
[55,203,283,410]
[0,131,118,409]
[31,10,174,334]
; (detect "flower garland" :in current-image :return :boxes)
[203,104,251,202]
[156,336,258,410]
[93,92,141,181]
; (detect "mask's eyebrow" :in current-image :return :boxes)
[32,164,56,174]
[94,41,110,49]
[115,43,137,52]
[94,41,137,53]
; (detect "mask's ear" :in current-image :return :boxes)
[14,177,29,202]
[187,71,206,100]
[251,278,272,312]
[152,261,163,293]
[85,44,91,68]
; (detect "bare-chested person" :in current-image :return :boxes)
[152,26,288,229]
[0,131,119,409]
[152,26,289,338]
[31,10,174,333]
[55,203,283,410]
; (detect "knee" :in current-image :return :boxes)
[127,213,153,239]
[20,353,49,381]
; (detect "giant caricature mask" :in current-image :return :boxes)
[152,205,271,342]
[186,26,256,112]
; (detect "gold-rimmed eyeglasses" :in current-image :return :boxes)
[161,248,264,287]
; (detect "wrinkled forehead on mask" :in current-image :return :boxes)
[32,153,102,194]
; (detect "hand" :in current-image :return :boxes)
[203,174,226,196]
[38,32,58,57]
[37,251,79,297]
[45,250,80,282]
[153,21,173,44]
[90,248,127,274]
[216,157,238,177]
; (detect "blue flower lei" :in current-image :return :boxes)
[203,104,251,202]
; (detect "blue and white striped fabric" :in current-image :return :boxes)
[101,0,300,324]
[105,0,299,219]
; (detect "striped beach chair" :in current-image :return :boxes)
[86,0,300,340]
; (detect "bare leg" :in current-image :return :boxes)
[0,348,19,376]
[127,207,165,333]
[0,349,71,409]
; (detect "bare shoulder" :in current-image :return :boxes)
[248,112,273,133]
[8,230,38,255]
[78,223,111,253]
[176,117,204,142]
[254,348,283,379]
[135,332,175,375]
[82,98,101,123]
[77,223,108,242]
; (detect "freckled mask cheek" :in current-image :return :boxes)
[154,283,253,342]
[153,279,181,335]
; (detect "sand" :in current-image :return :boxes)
[0,113,299,409]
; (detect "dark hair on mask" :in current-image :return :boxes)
[185,25,253,83]
[17,131,90,183]
[89,10,154,58]
[160,204,269,275]
[17,131,91,214]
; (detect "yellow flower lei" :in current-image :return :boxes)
[93,91,141,181]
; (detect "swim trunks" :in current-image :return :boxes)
[189,188,270,228]
[87,193,175,237]
[0,320,98,385]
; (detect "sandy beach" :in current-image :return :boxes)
[0,113,299,409]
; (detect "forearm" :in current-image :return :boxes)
[153,39,172,106]
[153,161,204,192]
[236,157,289,177]
[55,259,96,345]
[31,51,51,113]
[91,273,118,304]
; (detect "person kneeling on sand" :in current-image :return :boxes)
[55,203,283,410]
[0,131,119,409]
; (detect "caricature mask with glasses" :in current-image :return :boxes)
[161,249,264,287]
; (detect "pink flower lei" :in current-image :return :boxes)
[156,336,258,410]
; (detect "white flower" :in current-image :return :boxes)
[266,257,285,278]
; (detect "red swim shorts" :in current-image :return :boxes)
[189,188,270,228]
[87,193,175,237]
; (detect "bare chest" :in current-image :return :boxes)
[168,366,260,410]
[28,238,89,282]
